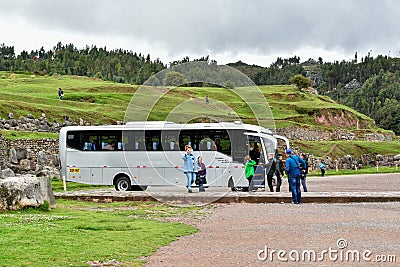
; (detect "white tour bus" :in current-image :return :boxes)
[59,121,289,191]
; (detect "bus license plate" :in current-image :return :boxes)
[70,168,80,173]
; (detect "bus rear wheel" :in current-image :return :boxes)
[115,176,131,191]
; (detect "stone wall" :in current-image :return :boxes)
[275,126,394,141]
[0,137,58,164]
[0,136,59,178]
[0,113,73,132]
[287,146,400,171]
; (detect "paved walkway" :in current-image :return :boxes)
[55,173,400,204]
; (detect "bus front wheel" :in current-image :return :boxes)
[115,176,131,191]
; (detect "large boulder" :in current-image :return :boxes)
[9,148,18,164]
[0,175,56,210]
[20,159,31,171]
[2,168,15,179]
[16,148,27,160]
[37,151,48,166]
[50,154,59,168]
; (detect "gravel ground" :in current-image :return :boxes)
[145,194,400,267]
[145,174,400,266]
[306,173,400,192]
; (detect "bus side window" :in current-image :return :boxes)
[122,130,143,151]
[145,130,162,151]
[161,131,179,151]
[179,130,198,151]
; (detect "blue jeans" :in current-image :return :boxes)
[289,175,301,204]
[301,176,308,192]
[185,172,196,190]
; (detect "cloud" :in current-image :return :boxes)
[1,0,400,64]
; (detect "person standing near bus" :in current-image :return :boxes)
[182,145,198,193]
[249,144,260,164]
[196,156,207,192]
[244,155,256,192]
[300,153,308,192]
[319,160,326,177]
[265,153,276,192]
[275,153,284,192]
[285,149,306,204]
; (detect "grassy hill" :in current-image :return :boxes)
[0,72,136,124]
[1,71,398,157]
[0,71,374,128]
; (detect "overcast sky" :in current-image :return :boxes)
[1,0,399,66]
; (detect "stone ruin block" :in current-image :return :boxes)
[0,176,56,210]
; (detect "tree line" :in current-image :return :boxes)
[0,42,165,84]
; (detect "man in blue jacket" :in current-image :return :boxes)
[285,149,306,204]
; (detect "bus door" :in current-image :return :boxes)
[245,134,266,188]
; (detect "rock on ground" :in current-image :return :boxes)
[1,168,15,179]
[0,175,56,210]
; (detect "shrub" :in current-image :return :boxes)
[39,200,50,211]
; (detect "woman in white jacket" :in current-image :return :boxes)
[182,145,198,193]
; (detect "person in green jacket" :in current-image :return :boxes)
[244,155,256,192]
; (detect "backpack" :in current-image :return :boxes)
[319,163,326,170]
[299,161,306,179]
[290,156,306,179]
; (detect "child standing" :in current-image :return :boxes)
[319,160,326,177]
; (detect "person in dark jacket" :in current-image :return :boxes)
[196,156,207,192]
[285,149,306,204]
[249,144,260,164]
[265,153,276,192]
[58,88,64,100]
[275,153,284,192]
[300,153,308,192]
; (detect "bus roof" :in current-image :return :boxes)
[60,121,273,135]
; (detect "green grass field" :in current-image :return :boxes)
[50,178,113,192]
[0,199,200,267]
